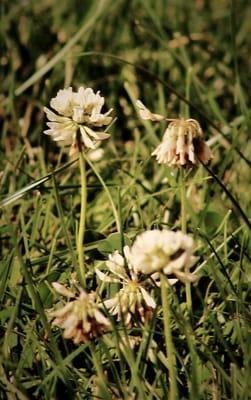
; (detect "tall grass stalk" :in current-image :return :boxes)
[52,174,78,267]
[160,274,178,400]
[180,168,192,315]
[77,149,87,287]
[182,70,193,315]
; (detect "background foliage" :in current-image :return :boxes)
[0,0,251,399]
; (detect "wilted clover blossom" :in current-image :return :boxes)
[44,87,113,155]
[96,246,156,327]
[49,283,111,344]
[136,100,212,167]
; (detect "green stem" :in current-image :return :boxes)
[180,168,187,234]
[180,168,198,398]
[77,150,87,288]
[185,328,199,399]
[184,67,192,119]
[84,153,121,232]
[180,169,192,314]
[161,275,178,400]
[52,175,78,268]
[185,281,192,315]
[89,342,110,400]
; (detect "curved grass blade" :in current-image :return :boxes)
[14,0,113,96]
[200,159,251,230]
[0,159,77,208]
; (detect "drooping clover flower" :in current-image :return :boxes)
[44,87,113,155]
[96,246,156,327]
[136,100,212,166]
[129,229,197,283]
[49,283,111,344]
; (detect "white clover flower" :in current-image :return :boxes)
[129,230,197,283]
[44,87,113,155]
[96,246,156,327]
[136,100,212,166]
[49,283,111,344]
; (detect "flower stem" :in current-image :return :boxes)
[180,168,192,314]
[180,168,187,234]
[83,153,121,232]
[161,274,178,400]
[77,149,87,287]
[52,174,78,269]
[184,67,192,119]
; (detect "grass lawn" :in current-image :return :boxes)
[0,0,251,398]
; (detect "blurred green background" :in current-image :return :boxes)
[1,0,251,144]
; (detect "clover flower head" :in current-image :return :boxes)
[136,100,212,166]
[44,87,113,155]
[152,118,212,166]
[129,230,197,283]
[96,246,156,327]
[49,283,111,344]
[103,281,155,327]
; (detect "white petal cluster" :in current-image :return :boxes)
[136,100,212,166]
[49,284,111,344]
[129,230,197,283]
[96,246,156,327]
[152,119,212,166]
[44,87,112,155]
[103,282,156,327]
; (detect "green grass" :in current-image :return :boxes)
[1,0,251,399]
